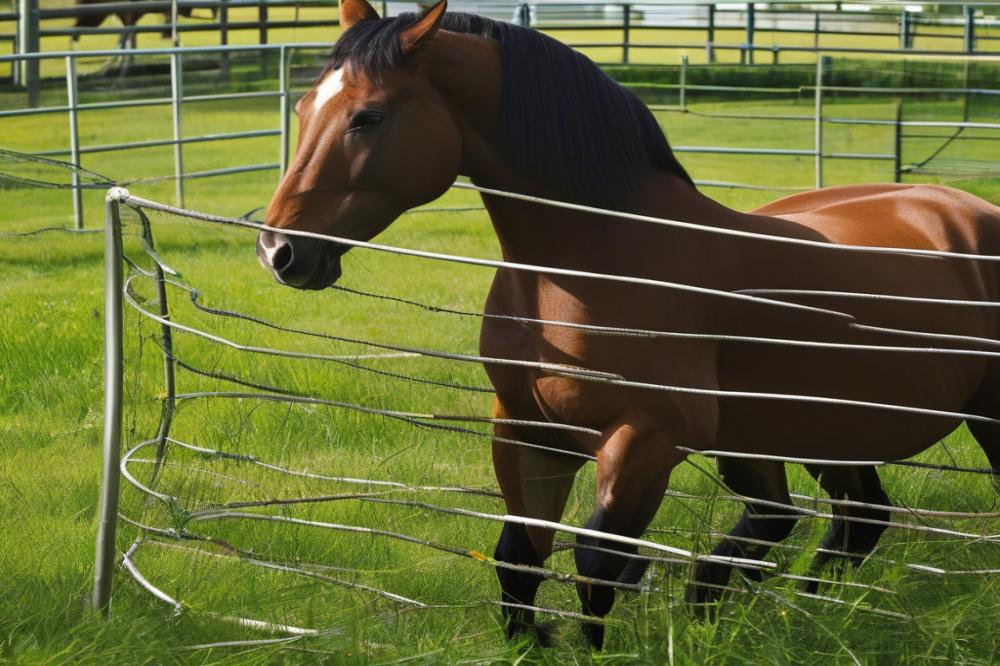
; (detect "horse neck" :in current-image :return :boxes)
[424,33,782,269]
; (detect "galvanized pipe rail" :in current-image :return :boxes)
[4,42,998,224]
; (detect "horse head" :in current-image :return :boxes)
[258,0,461,289]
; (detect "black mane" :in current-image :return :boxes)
[329,12,692,209]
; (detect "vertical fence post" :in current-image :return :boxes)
[279,45,290,177]
[622,3,630,65]
[813,11,820,49]
[65,56,83,230]
[219,0,230,81]
[900,9,910,49]
[964,5,976,53]
[170,52,185,207]
[17,0,39,107]
[258,0,269,76]
[259,0,268,44]
[679,54,687,112]
[706,3,715,63]
[381,0,388,17]
[92,187,126,615]
[893,101,902,183]
[814,56,824,189]
[745,2,755,65]
[170,0,179,47]
[519,3,530,28]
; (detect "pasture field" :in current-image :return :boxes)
[4,83,1000,664]
[2,14,1000,658]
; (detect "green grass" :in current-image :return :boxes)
[3,41,1000,665]
[8,180,1000,664]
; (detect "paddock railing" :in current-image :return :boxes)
[93,180,1000,640]
[5,1,1000,101]
[3,44,998,232]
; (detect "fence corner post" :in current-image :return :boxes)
[92,186,128,616]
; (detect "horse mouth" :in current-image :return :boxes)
[256,231,344,290]
[292,252,343,290]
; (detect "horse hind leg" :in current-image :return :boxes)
[963,382,1000,492]
[689,458,799,607]
[801,464,891,593]
[967,419,1000,493]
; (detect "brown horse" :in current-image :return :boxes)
[258,0,1000,648]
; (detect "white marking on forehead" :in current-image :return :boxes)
[312,68,346,112]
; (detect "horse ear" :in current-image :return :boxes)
[339,0,379,31]
[400,0,447,55]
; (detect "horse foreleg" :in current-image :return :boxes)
[491,402,584,642]
[689,459,798,606]
[575,416,685,649]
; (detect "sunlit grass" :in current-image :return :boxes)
[2,28,1000,663]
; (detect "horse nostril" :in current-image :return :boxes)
[272,242,294,274]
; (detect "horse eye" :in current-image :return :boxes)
[348,109,384,132]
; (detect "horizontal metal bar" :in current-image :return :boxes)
[178,162,278,180]
[31,129,280,157]
[184,90,282,103]
[40,19,337,37]
[0,41,330,63]
[33,0,336,19]
[809,85,1000,96]
[0,91,283,120]
[625,81,799,94]
[822,152,896,161]
[2,38,999,65]
[674,146,817,157]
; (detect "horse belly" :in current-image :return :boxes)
[714,340,986,461]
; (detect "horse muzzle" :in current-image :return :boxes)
[256,229,343,290]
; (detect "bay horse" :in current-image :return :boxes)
[258,0,1000,648]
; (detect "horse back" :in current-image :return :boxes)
[754,183,1000,257]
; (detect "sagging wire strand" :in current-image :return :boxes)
[50,156,998,640]
[117,184,1000,632]
[124,259,1000,480]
